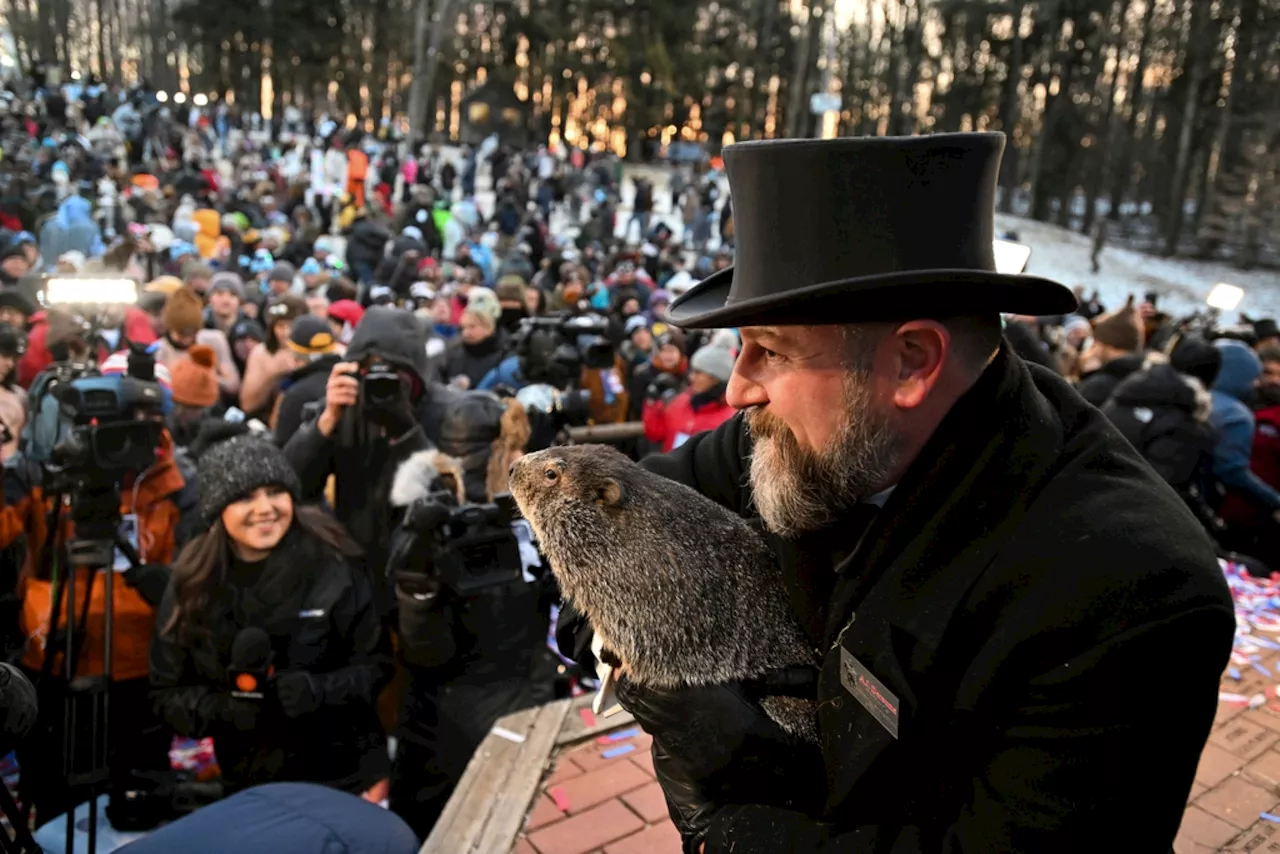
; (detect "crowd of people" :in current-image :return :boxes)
[0,73,747,847]
[0,71,1262,851]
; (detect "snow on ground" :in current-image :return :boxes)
[996,213,1280,323]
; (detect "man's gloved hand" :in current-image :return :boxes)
[122,563,171,607]
[615,669,824,850]
[273,671,322,719]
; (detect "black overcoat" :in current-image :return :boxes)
[640,346,1235,852]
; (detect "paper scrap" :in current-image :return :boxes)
[491,726,526,744]
[601,743,636,759]
[579,707,598,728]
[548,786,570,812]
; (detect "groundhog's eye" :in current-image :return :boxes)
[544,468,559,483]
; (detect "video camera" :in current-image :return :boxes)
[392,488,524,597]
[514,313,615,389]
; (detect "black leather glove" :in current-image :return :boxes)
[273,671,322,718]
[122,563,171,607]
[615,670,825,850]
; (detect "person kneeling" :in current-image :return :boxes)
[150,436,394,798]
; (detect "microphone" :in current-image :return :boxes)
[0,664,37,756]
[228,628,274,700]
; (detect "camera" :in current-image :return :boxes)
[393,489,524,597]
[514,313,615,389]
[336,362,410,448]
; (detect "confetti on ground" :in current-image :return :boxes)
[548,786,570,812]
[596,727,641,744]
[1262,812,1280,823]
[579,707,598,728]
[601,743,636,759]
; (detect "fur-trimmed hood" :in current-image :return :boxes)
[1109,351,1214,423]
[390,449,466,508]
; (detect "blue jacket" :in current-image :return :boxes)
[116,783,419,853]
[478,354,527,391]
[1210,340,1280,511]
[39,195,104,267]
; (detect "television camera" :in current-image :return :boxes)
[389,487,524,599]
[510,313,614,439]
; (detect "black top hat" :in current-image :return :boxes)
[667,133,1077,329]
[1253,318,1280,342]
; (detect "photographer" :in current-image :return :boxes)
[385,391,551,838]
[282,306,457,611]
[643,342,736,453]
[151,436,393,797]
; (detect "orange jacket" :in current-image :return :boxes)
[11,442,194,681]
[346,150,369,199]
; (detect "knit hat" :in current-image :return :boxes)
[1170,335,1223,389]
[145,275,185,296]
[1091,295,1144,352]
[197,435,301,526]
[163,287,205,333]
[182,260,213,283]
[300,258,322,276]
[625,315,649,337]
[495,276,527,304]
[287,315,338,357]
[170,345,220,408]
[208,271,245,300]
[690,343,736,383]
[466,287,502,322]
[655,327,687,355]
[268,262,297,285]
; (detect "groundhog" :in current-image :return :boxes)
[509,444,818,742]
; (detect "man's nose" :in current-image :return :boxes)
[726,363,767,410]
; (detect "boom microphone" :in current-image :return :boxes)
[229,628,274,700]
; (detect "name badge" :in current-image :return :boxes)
[840,647,899,739]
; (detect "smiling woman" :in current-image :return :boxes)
[149,434,395,799]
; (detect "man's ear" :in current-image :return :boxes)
[597,478,623,507]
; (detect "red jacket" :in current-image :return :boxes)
[643,389,735,453]
[19,308,157,389]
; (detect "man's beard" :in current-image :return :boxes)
[745,371,900,537]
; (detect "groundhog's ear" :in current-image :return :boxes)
[596,478,623,507]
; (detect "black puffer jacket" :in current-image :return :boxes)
[1102,357,1216,490]
[1076,353,1145,407]
[275,354,342,446]
[439,331,508,390]
[283,307,459,613]
[149,526,394,795]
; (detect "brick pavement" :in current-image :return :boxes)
[515,726,683,854]
[1178,657,1280,852]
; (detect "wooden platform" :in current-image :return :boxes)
[421,694,681,854]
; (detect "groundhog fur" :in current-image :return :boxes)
[510,444,818,742]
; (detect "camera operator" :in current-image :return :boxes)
[2,354,198,826]
[282,306,458,612]
[151,436,394,797]
[385,391,552,838]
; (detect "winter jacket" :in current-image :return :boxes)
[192,208,222,260]
[1211,340,1280,512]
[386,451,554,837]
[637,345,1232,851]
[343,218,390,275]
[1075,353,1144,407]
[113,783,418,854]
[18,308,158,389]
[150,525,394,794]
[1100,354,1215,491]
[8,436,198,682]
[274,354,342,446]
[38,195,105,268]
[439,332,507,391]
[643,388,736,453]
[282,308,459,613]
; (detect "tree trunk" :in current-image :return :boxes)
[407,0,433,142]
[1081,2,1125,235]
[997,0,1026,211]
[889,0,924,137]
[783,1,818,138]
[96,0,108,80]
[1162,0,1208,256]
[1107,0,1155,221]
[419,0,456,141]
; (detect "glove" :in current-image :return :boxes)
[122,563,171,607]
[273,671,322,718]
[615,670,825,847]
[218,694,263,733]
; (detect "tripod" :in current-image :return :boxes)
[39,483,127,854]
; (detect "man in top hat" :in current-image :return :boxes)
[573,134,1233,852]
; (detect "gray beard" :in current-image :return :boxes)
[746,373,900,538]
